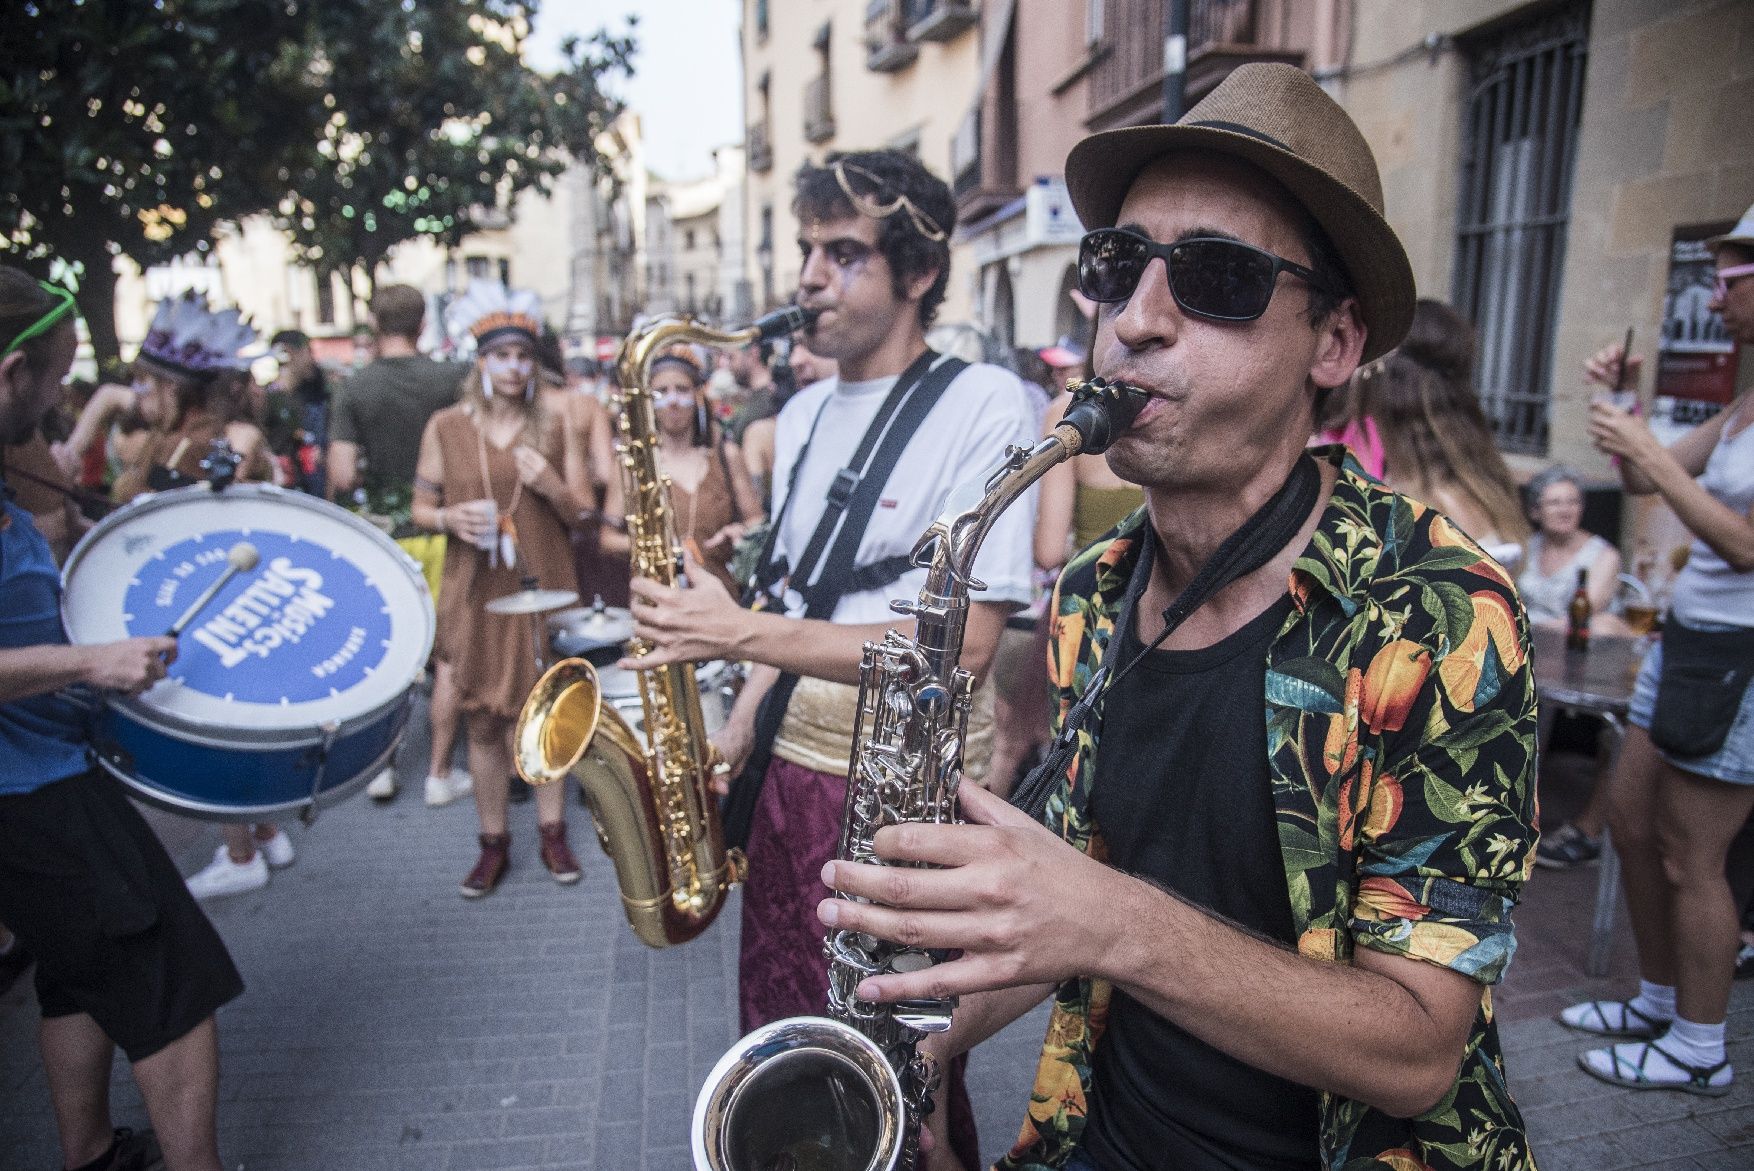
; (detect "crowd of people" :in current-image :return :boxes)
[0,58,1751,1171]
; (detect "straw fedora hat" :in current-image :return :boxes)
[1065,62,1415,362]
[1705,204,1754,252]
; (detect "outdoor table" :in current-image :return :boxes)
[1530,626,1645,976]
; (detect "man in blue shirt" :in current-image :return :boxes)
[0,268,240,1171]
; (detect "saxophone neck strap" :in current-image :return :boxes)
[1012,452,1323,820]
[750,349,961,615]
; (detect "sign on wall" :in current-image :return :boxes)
[1655,221,1739,431]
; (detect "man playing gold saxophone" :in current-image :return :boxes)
[628,148,1038,1170]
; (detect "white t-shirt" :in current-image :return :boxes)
[768,359,1039,625]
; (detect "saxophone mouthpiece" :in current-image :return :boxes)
[750,304,818,340]
[1061,378,1149,455]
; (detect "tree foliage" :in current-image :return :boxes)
[0,1,633,360]
[272,2,634,292]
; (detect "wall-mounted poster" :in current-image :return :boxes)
[1655,221,1739,434]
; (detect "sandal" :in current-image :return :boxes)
[1579,1040,1734,1097]
[1557,998,1669,1039]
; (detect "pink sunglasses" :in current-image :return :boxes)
[1715,262,1754,301]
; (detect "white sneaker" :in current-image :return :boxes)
[187,846,269,899]
[365,767,398,802]
[257,828,295,869]
[425,769,474,807]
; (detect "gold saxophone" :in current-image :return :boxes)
[691,378,1149,1171]
[514,307,816,948]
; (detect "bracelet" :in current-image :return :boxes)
[436,506,448,534]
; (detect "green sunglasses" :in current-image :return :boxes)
[3,281,78,358]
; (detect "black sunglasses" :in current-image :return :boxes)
[1077,228,1332,322]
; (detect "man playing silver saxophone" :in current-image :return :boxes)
[627,148,1037,1169]
[820,66,1540,1171]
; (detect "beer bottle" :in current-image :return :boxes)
[1566,567,1591,652]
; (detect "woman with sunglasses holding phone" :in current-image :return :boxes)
[1560,206,1754,1097]
[601,349,761,594]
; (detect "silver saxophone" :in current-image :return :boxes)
[691,377,1148,1171]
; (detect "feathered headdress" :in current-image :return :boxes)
[138,291,257,377]
[445,279,544,351]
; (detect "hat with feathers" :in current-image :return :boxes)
[138,291,257,378]
[445,279,544,351]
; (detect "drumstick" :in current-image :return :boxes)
[166,436,191,472]
[166,542,260,637]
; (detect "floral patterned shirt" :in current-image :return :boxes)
[999,449,1539,1171]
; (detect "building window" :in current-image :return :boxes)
[1086,0,1104,45]
[756,0,769,41]
[685,229,696,252]
[1452,1,1589,455]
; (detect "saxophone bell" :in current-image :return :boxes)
[693,1016,907,1171]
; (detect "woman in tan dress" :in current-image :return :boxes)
[412,286,592,897]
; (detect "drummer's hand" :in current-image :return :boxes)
[445,499,497,546]
[83,637,178,695]
[623,553,745,670]
[513,445,557,490]
[1584,342,1644,389]
[708,715,756,794]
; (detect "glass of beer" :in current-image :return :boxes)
[1623,601,1659,636]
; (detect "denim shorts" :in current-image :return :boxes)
[1627,626,1754,785]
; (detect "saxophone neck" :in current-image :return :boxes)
[912,428,1082,602]
[615,307,818,394]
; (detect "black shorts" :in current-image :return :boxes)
[0,768,243,1062]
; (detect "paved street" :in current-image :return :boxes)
[2,697,1751,1169]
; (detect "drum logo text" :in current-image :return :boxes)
[191,557,335,668]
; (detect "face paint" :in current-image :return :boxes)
[483,352,535,377]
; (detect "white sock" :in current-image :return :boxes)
[1663,1015,1726,1068]
[1630,980,1676,1022]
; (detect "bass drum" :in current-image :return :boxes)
[61,483,435,820]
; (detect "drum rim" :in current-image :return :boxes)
[92,705,406,821]
[62,482,435,747]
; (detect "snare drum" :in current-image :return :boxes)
[592,660,737,738]
[61,483,435,820]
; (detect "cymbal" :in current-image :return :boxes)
[548,605,635,648]
[485,587,580,616]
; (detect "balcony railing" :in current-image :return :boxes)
[804,74,835,144]
[747,122,773,174]
[865,0,919,72]
[1087,0,1299,130]
[905,0,977,43]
